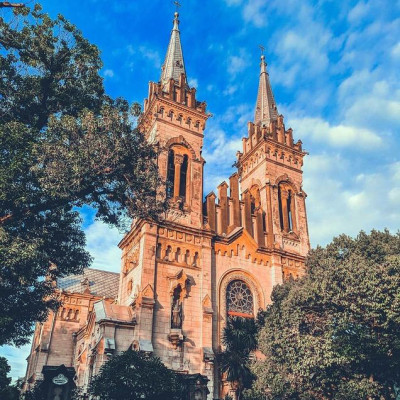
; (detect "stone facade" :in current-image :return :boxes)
[24,11,310,400]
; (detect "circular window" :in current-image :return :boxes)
[226,280,254,317]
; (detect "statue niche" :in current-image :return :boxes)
[171,285,183,329]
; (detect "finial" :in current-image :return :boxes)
[258,45,267,74]
[172,1,181,30]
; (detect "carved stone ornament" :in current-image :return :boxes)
[168,328,184,349]
[168,269,189,299]
[124,243,140,274]
[134,284,155,309]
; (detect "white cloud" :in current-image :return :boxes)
[188,78,198,88]
[391,42,400,58]
[243,0,268,27]
[103,69,114,78]
[126,44,161,68]
[227,49,249,77]
[84,220,123,273]
[347,1,371,24]
[290,117,383,150]
[304,156,400,246]
[223,85,238,96]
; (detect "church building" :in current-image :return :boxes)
[24,10,310,400]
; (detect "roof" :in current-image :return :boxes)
[58,268,120,299]
[160,11,187,90]
[94,300,134,323]
[254,55,278,126]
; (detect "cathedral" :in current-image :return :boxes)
[24,10,310,400]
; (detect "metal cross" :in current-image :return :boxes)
[259,44,265,55]
[173,1,181,12]
[0,2,24,7]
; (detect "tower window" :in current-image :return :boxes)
[166,150,175,198]
[278,184,296,233]
[287,190,293,231]
[179,155,188,199]
[226,280,254,318]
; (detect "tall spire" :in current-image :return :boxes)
[160,11,187,90]
[254,55,278,126]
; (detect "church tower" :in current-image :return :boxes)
[236,54,310,277]
[23,9,311,400]
[118,10,214,396]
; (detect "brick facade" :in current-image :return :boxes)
[24,11,310,400]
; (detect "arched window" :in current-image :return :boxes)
[166,150,175,198]
[278,184,296,233]
[287,190,293,231]
[226,280,254,318]
[179,155,188,199]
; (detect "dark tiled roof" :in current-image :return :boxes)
[58,268,120,299]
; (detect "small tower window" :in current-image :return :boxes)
[179,155,188,199]
[166,150,175,198]
[287,190,293,231]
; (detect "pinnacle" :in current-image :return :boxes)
[160,11,187,90]
[254,55,278,126]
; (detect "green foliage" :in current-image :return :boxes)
[252,230,400,399]
[219,316,261,400]
[88,349,183,400]
[0,3,165,346]
[0,357,20,400]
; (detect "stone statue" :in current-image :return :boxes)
[171,286,183,329]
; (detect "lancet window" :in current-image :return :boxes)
[226,280,254,318]
[278,183,297,233]
[167,150,175,198]
[165,145,190,203]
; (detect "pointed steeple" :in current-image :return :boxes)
[254,55,278,126]
[160,12,187,90]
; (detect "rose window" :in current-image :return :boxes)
[226,280,254,317]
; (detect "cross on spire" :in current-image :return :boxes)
[173,1,181,12]
[259,44,265,55]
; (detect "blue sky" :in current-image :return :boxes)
[1,0,400,380]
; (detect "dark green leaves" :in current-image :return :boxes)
[0,3,165,346]
[253,230,400,399]
[89,349,183,400]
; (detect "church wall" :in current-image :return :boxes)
[24,292,100,389]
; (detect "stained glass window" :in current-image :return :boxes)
[226,280,254,317]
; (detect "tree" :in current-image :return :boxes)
[0,357,20,400]
[0,4,166,346]
[218,317,260,400]
[88,349,183,400]
[252,230,400,399]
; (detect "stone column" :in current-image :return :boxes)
[243,190,253,236]
[256,209,265,247]
[265,183,274,247]
[173,154,184,199]
[218,182,229,234]
[291,193,298,233]
[185,159,191,204]
[229,173,241,230]
[206,192,216,231]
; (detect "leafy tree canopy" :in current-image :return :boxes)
[0,4,165,346]
[0,357,20,400]
[89,349,183,400]
[252,230,400,400]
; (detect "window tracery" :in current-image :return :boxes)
[226,280,254,317]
